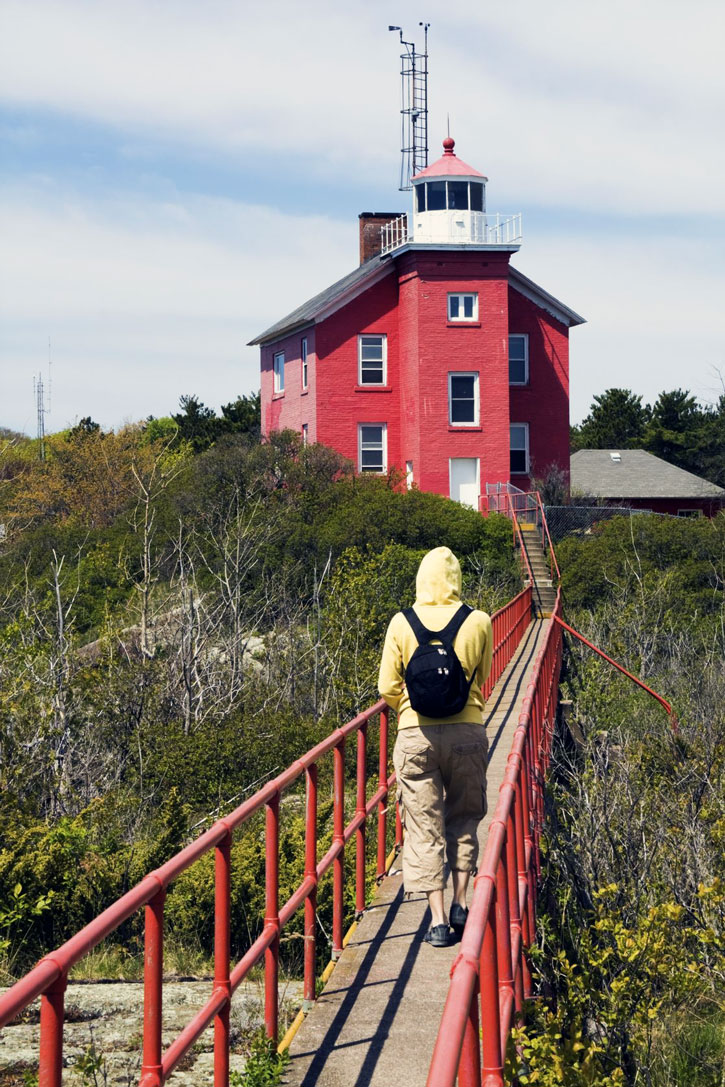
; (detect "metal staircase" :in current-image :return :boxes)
[519,522,558,617]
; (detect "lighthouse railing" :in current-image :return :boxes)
[380,212,522,255]
[380,214,409,255]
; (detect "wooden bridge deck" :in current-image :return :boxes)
[283,618,549,1087]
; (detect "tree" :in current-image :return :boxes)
[643,388,704,471]
[219,392,261,440]
[572,389,650,451]
[172,395,218,453]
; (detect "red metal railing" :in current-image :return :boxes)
[427,592,564,1087]
[533,490,560,582]
[553,614,677,728]
[0,585,535,1087]
[0,701,397,1087]
[488,487,560,586]
[483,585,532,702]
[504,493,535,586]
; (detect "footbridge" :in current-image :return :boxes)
[0,495,674,1086]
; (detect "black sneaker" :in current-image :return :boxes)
[450,903,469,938]
[424,923,452,948]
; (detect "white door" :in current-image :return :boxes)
[449,458,479,509]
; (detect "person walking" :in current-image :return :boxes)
[378,546,493,947]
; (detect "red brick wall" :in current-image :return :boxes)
[508,287,570,488]
[396,250,512,496]
[260,252,577,505]
[315,271,400,469]
[260,327,317,443]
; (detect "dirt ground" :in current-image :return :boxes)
[0,977,303,1087]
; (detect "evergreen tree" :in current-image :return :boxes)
[572,388,650,450]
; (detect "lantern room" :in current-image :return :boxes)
[411,137,490,245]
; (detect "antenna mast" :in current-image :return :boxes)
[389,22,430,191]
[33,340,52,462]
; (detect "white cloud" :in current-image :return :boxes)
[0,184,354,431]
[1,0,724,211]
[1,0,723,433]
[1,180,722,433]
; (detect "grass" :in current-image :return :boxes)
[67,938,213,982]
[651,1008,725,1087]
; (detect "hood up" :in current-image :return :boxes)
[415,547,462,606]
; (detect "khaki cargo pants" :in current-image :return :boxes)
[393,722,488,894]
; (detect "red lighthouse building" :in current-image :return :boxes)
[250,138,584,507]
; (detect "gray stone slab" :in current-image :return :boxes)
[283,620,549,1087]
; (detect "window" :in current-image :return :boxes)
[510,424,529,474]
[677,509,702,517]
[427,181,446,211]
[273,352,285,394]
[358,424,387,473]
[301,338,308,389]
[416,181,486,213]
[448,373,479,425]
[448,293,478,321]
[358,334,386,385]
[509,335,529,385]
[448,181,469,209]
[406,461,413,490]
[302,424,308,446]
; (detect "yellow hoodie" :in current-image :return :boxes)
[378,546,493,729]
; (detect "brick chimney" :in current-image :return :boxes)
[358,212,404,265]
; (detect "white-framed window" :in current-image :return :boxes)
[510,424,529,474]
[358,423,387,473]
[302,424,308,446]
[448,293,478,321]
[406,461,413,490]
[358,334,386,385]
[509,334,529,385]
[301,338,308,389]
[448,372,479,426]
[273,351,285,394]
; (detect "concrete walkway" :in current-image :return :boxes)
[283,618,548,1087]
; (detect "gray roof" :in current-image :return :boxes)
[509,267,586,328]
[570,449,725,500]
[248,250,585,347]
[248,254,390,346]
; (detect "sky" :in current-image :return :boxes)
[1,0,723,435]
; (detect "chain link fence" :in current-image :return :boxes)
[543,505,669,543]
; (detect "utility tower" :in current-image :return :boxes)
[389,23,430,191]
[33,342,51,461]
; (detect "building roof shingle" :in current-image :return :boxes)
[570,449,725,500]
[249,252,585,347]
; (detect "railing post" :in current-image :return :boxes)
[265,793,280,1041]
[480,889,503,1087]
[141,887,166,1087]
[214,834,232,1087]
[333,740,345,958]
[519,745,538,928]
[304,764,318,1008]
[506,810,524,1014]
[458,979,482,1087]
[39,973,67,1087]
[495,851,514,1049]
[377,708,389,879]
[356,722,367,915]
[513,777,533,999]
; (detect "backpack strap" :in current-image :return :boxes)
[402,607,434,646]
[402,603,472,647]
[436,603,473,648]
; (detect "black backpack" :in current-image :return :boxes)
[403,604,476,718]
